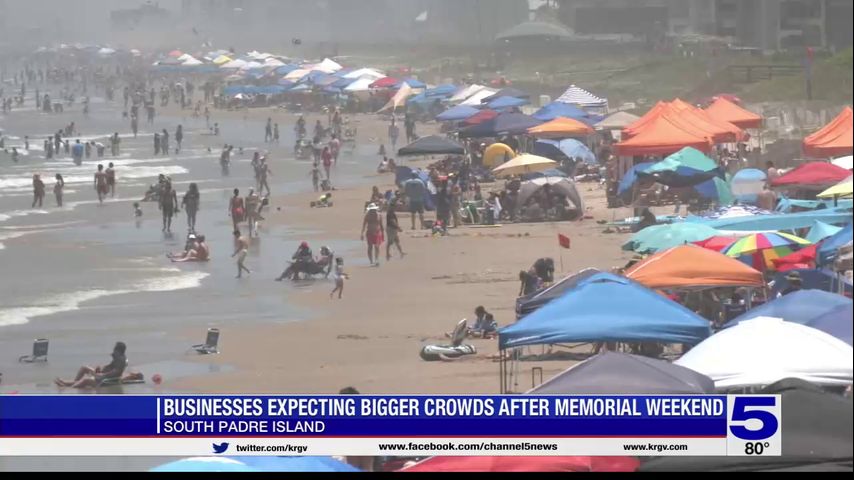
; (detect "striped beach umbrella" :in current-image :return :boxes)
[723,232,811,270]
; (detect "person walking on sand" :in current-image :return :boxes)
[321,146,333,180]
[257,157,272,196]
[403,172,426,230]
[360,203,385,267]
[106,162,116,197]
[159,182,178,233]
[265,117,273,143]
[232,229,252,278]
[182,183,200,232]
[388,119,400,151]
[273,123,280,144]
[330,258,348,299]
[229,188,245,232]
[32,174,45,208]
[310,163,321,192]
[54,174,65,207]
[329,134,341,164]
[94,164,109,204]
[386,199,406,261]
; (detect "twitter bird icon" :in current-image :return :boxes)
[212,442,230,454]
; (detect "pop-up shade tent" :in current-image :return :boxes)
[435,105,481,122]
[803,106,853,158]
[724,289,851,327]
[675,317,853,389]
[458,112,543,138]
[397,135,465,157]
[595,111,641,131]
[704,97,763,129]
[625,245,764,290]
[730,168,767,204]
[532,102,599,124]
[516,176,585,213]
[818,222,853,266]
[623,223,720,254]
[771,162,851,189]
[528,117,594,138]
[515,268,602,318]
[641,381,854,471]
[533,139,595,164]
[555,85,608,109]
[529,352,715,395]
[498,273,711,350]
[615,112,712,156]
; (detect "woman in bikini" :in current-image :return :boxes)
[229,188,245,232]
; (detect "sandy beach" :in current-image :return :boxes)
[170,120,635,394]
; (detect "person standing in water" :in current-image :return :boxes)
[232,229,252,278]
[273,123,280,144]
[175,125,183,154]
[106,162,116,197]
[161,129,170,156]
[159,182,178,233]
[54,174,65,207]
[153,133,161,156]
[265,118,273,143]
[182,183,200,232]
[360,204,385,267]
[94,164,109,204]
[32,174,45,208]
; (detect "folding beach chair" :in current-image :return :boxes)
[192,328,220,355]
[18,339,49,363]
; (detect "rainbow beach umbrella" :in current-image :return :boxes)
[723,232,811,270]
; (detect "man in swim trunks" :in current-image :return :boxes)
[105,162,116,197]
[159,181,178,233]
[360,203,385,267]
[232,229,251,278]
[94,164,109,204]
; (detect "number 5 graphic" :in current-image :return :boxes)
[730,397,779,440]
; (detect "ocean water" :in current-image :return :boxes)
[0,86,376,393]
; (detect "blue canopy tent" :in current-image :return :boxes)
[403,78,426,88]
[818,222,853,266]
[487,96,530,110]
[725,290,851,327]
[499,273,712,350]
[693,209,854,232]
[458,112,543,138]
[777,197,853,212]
[534,139,596,164]
[808,304,853,345]
[275,64,300,75]
[618,162,655,196]
[425,84,458,97]
[532,102,601,124]
[807,221,844,243]
[436,105,481,122]
[515,268,602,318]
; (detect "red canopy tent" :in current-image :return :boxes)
[694,236,738,252]
[704,97,763,129]
[370,77,401,89]
[770,162,851,189]
[463,109,498,126]
[803,106,854,158]
[615,112,713,156]
[399,456,639,472]
[772,244,818,271]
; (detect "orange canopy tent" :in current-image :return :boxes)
[669,99,745,143]
[625,245,764,290]
[704,97,763,130]
[622,102,670,138]
[615,112,713,156]
[803,106,853,158]
[528,117,594,138]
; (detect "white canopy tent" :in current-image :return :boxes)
[239,61,264,71]
[449,84,487,104]
[344,77,376,92]
[343,68,385,81]
[220,59,248,69]
[284,68,311,81]
[832,155,853,170]
[595,111,641,130]
[460,88,498,106]
[264,58,285,67]
[310,58,343,73]
[675,317,853,390]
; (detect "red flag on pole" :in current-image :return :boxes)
[558,234,571,249]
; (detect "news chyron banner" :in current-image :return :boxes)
[0,395,781,457]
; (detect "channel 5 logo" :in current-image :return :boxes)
[728,397,779,441]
